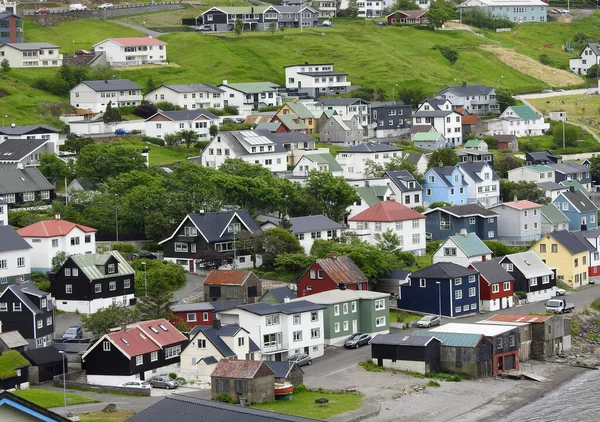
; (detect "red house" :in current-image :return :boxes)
[386,10,428,26]
[170,302,215,330]
[469,261,514,312]
[296,253,369,297]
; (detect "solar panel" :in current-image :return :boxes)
[239,131,272,146]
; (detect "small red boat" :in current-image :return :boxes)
[274,382,294,396]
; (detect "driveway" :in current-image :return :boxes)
[54,312,84,340]
[173,272,205,303]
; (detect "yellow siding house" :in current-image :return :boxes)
[277,102,316,134]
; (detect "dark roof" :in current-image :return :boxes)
[124,395,323,422]
[411,262,478,279]
[380,269,410,280]
[341,142,402,153]
[458,161,500,182]
[0,125,60,136]
[239,300,325,316]
[537,181,566,191]
[317,98,366,106]
[548,162,589,174]
[263,285,297,303]
[428,166,457,187]
[162,83,224,94]
[437,83,494,97]
[289,215,342,234]
[527,150,561,162]
[370,334,440,346]
[404,153,425,164]
[0,282,50,316]
[23,346,62,365]
[190,325,239,358]
[211,359,273,379]
[494,134,517,143]
[264,361,302,379]
[0,139,47,162]
[470,261,513,285]
[182,210,261,243]
[257,130,316,144]
[422,98,450,110]
[313,255,369,285]
[1,43,59,51]
[0,226,31,253]
[209,300,244,312]
[171,302,214,313]
[52,343,90,354]
[202,356,218,365]
[72,178,97,191]
[549,230,596,254]
[0,167,54,195]
[559,190,597,212]
[424,203,499,218]
[0,391,71,422]
[80,79,142,92]
[152,110,219,122]
[385,170,422,192]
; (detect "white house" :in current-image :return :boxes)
[508,165,555,184]
[340,0,384,17]
[17,217,97,272]
[289,215,342,254]
[0,225,32,289]
[216,301,326,361]
[314,98,370,131]
[0,124,61,150]
[144,110,220,140]
[569,42,600,75]
[0,198,7,226]
[0,138,56,169]
[383,170,423,209]
[311,0,336,17]
[284,63,351,98]
[199,130,287,172]
[348,184,393,220]
[144,84,225,110]
[0,43,62,68]
[336,142,403,179]
[348,200,426,255]
[457,161,501,206]
[435,83,498,116]
[433,231,492,267]
[413,99,463,146]
[92,37,167,66]
[218,80,281,114]
[69,79,143,113]
[291,153,343,177]
[498,105,550,137]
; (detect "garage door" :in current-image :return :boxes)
[504,354,515,370]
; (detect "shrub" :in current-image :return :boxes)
[413,206,426,213]
[111,243,136,254]
[359,361,385,372]
[426,380,440,387]
[426,240,442,255]
[515,291,527,300]
[294,384,310,393]
[590,298,600,312]
[134,102,159,119]
[195,141,210,151]
[176,377,187,385]
[168,373,177,380]
[215,393,235,403]
[434,45,458,65]
[570,319,579,336]
[259,105,279,112]
[539,54,551,65]
[155,101,182,111]
[119,106,136,115]
[142,136,165,146]
[223,105,239,116]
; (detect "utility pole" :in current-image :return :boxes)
[114,194,119,243]
[436,281,441,321]
[233,231,237,270]
[562,119,565,149]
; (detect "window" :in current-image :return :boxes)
[293,331,302,342]
[72,268,78,276]
[542,275,550,284]
[103,341,111,351]
[375,299,385,310]
[0,303,6,312]
[165,345,181,359]
[64,268,71,276]
[412,220,419,229]
[109,281,116,291]
[151,351,158,362]
[375,316,386,327]
[374,222,382,232]
[419,278,426,288]
[266,315,280,325]
[311,311,319,321]
[343,320,349,331]
[334,304,340,316]
[107,264,115,274]
[488,231,495,238]
[469,217,476,225]
[46,316,52,326]
[455,306,461,313]
[203,312,209,321]
[52,239,59,248]
[95,284,101,293]
[492,284,499,293]
[469,287,476,297]
[455,290,463,300]
[187,313,197,322]
[238,337,245,347]
[310,270,316,279]
[85,235,91,243]
[197,339,207,348]
[503,282,511,291]
[136,356,143,366]
[561,202,568,211]
[334,322,340,333]
[509,335,516,347]
[175,243,188,252]
[343,303,349,314]
[454,278,462,285]
[70,237,80,246]
[293,314,301,325]
[551,244,558,253]
[463,305,469,311]
[412,233,420,244]
[574,258,579,267]
[351,302,357,313]
[124,279,131,289]
[65,284,72,294]
[469,275,476,283]
[540,244,546,253]
[496,337,503,349]
[396,222,403,230]
[311,328,320,339]
[530,278,538,287]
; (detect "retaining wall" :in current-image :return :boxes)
[22,2,184,19]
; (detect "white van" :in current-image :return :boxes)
[69,4,88,11]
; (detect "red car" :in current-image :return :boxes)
[34,7,50,14]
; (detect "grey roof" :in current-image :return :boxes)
[256,130,315,144]
[67,251,135,281]
[289,215,342,234]
[0,282,50,316]
[71,178,98,191]
[428,166,457,187]
[273,5,314,12]
[186,210,261,243]
[81,79,142,92]
[124,395,323,422]
[411,262,478,279]
[153,110,219,122]
[427,203,499,218]
[423,98,451,110]
[559,190,597,213]
[470,261,514,285]
[458,161,500,182]
[0,226,31,253]
[212,131,287,157]
[500,251,552,279]
[413,330,488,348]
[238,300,325,316]
[264,361,301,379]
[370,334,440,347]
[412,110,454,118]
[0,139,48,162]
[262,285,297,303]
[380,269,410,280]
[386,170,422,192]
[171,302,214,313]
[52,343,90,353]
[1,43,59,51]
[404,153,425,165]
[0,331,28,349]
[189,325,240,358]
[341,142,402,153]
[209,300,244,312]
[536,181,566,191]
[437,84,494,97]
[0,167,54,195]
[547,162,589,174]
[549,230,595,254]
[0,125,60,136]
[23,346,62,365]
[202,356,218,365]
[317,98,365,106]
[162,83,224,94]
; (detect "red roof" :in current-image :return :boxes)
[137,319,187,347]
[455,107,466,115]
[17,219,97,238]
[316,255,368,285]
[486,314,553,323]
[106,327,161,358]
[204,270,252,286]
[349,201,426,222]
[462,115,479,125]
[107,37,167,46]
[501,200,541,210]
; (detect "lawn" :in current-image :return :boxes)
[109,136,201,165]
[527,94,600,135]
[317,142,345,157]
[251,389,363,420]
[0,351,30,378]
[78,410,135,422]
[389,311,422,324]
[521,133,600,155]
[13,389,100,408]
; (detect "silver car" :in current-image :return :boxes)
[150,375,179,389]
[416,315,441,328]
[288,353,312,367]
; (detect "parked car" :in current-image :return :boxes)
[559,8,568,13]
[69,3,88,11]
[114,129,131,135]
[377,22,386,26]
[122,381,151,389]
[132,251,157,260]
[150,375,179,389]
[63,325,83,340]
[34,7,50,14]
[321,20,331,27]
[550,9,559,14]
[288,353,312,367]
[416,315,441,328]
[97,3,114,9]
[223,117,242,124]
[74,50,92,56]
[555,288,567,296]
[195,25,213,32]
[541,89,554,94]
[344,333,371,349]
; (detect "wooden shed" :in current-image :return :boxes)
[211,359,275,404]
[370,334,441,374]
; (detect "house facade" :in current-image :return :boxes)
[0,42,62,68]
[17,218,97,272]
[433,232,492,267]
[386,10,428,25]
[369,101,412,138]
[457,161,501,206]
[203,270,262,304]
[488,200,542,243]
[276,101,318,134]
[210,359,275,404]
[411,132,448,151]
[384,170,423,209]
[92,37,167,66]
[0,124,61,145]
[572,229,600,277]
[397,262,480,318]
[422,166,468,208]
[424,203,499,241]
[457,0,547,23]
[144,110,219,141]
[0,138,56,169]
[314,98,369,132]
[552,188,598,231]
[171,302,215,330]
[469,260,514,312]
[370,334,441,375]
[0,226,31,290]
[198,6,318,32]
[498,105,550,137]
[499,251,556,302]
[291,153,343,177]
[336,142,403,179]
[218,81,282,112]
[285,63,351,98]
[435,83,498,115]
[548,162,591,191]
[288,215,342,255]
[413,100,463,146]
[508,165,555,184]
[296,254,369,297]
[540,203,571,235]
[0,167,54,209]
[144,84,225,110]
[69,79,143,113]
[569,42,600,75]
[0,12,23,44]
[319,115,364,147]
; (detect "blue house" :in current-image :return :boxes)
[422,166,468,208]
[397,262,479,318]
[547,162,592,192]
[424,203,499,241]
[552,188,598,231]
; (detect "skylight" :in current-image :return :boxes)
[159,324,168,331]
[149,326,159,334]
[524,260,531,266]
[121,338,129,345]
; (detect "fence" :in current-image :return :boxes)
[53,372,151,397]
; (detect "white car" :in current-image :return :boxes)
[98,3,114,8]
[122,381,151,389]
[555,288,567,296]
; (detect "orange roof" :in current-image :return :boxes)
[486,314,553,323]
[107,37,167,46]
[462,115,479,125]
[17,219,97,238]
[501,200,541,210]
[349,200,426,222]
[455,107,465,115]
[204,270,253,286]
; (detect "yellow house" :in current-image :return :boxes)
[531,230,593,289]
[277,102,316,134]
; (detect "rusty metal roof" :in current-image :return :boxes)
[204,270,253,286]
[316,255,368,285]
[486,314,553,323]
[211,359,274,379]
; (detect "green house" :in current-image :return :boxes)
[293,290,390,345]
[258,285,297,305]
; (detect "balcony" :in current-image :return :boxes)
[440,221,452,231]
[262,342,287,354]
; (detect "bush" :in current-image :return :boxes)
[223,105,239,116]
[359,361,385,372]
[591,298,600,312]
[155,101,182,111]
[515,291,527,300]
[195,141,210,151]
[176,377,187,385]
[259,105,280,112]
[426,240,442,255]
[111,243,136,254]
[414,206,426,213]
[484,240,528,257]
[215,393,235,403]
[119,106,136,115]
[134,102,159,119]
[539,54,551,65]
[294,384,310,393]
[434,45,458,65]
[461,8,514,30]
[427,380,440,387]
[142,136,165,146]
[168,372,177,380]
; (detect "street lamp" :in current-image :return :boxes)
[392,83,398,102]
[436,281,442,322]
[498,75,503,88]
[59,351,67,414]
[142,261,147,296]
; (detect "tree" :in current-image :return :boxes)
[427,147,459,169]
[209,124,219,137]
[234,19,243,35]
[261,227,304,268]
[163,132,181,146]
[586,64,600,80]
[39,152,70,184]
[495,87,516,112]
[305,170,360,223]
[268,21,277,34]
[51,251,70,271]
[76,143,147,183]
[390,0,420,11]
[428,201,452,209]
[103,101,121,123]
[426,0,455,28]
[364,156,423,182]
[61,135,94,153]
[346,0,359,17]
[396,84,426,108]
[274,253,314,274]
[499,180,550,204]
[134,102,158,119]
[375,229,402,253]
[145,76,157,93]
[1,58,10,72]
[81,304,139,338]
[195,247,232,269]
[179,129,200,148]
[90,65,113,81]
[589,156,600,182]
[131,259,186,295]
[493,154,524,179]
[136,277,177,321]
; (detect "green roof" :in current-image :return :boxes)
[312,109,337,119]
[413,132,442,142]
[526,165,553,173]
[0,350,30,379]
[540,204,570,224]
[305,153,342,172]
[446,232,492,257]
[255,122,281,131]
[69,251,135,281]
[560,180,590,196]
[509,105,541,120]
[463,140,485,148]
[276,114,308,131]
[284,102,314,119]
[413,331,486,347]
[222,82,278,94]
[354,186,387,207]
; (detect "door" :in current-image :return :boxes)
[504,354,515,370]
[482,255,487,261]
[352,319,358,334]
[189,259,194,273]
[297,81,301,89]
[43,337,47,347]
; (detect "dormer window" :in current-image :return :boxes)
[107,264,115,274]
[228,223,241,233]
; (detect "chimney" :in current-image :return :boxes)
[328,251,337,259]
[569,186,575,192]
[284,297,290,303]
[121,323,128,332]
[222,79,228,85]
[338,283,347,290]
[14,277,21,285]
[213,319,222,330]
[462,82,467,87]
[513,195,518,202]
[55,213,61,220]
[199,209,205,215]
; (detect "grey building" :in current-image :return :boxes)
[488,200,542,243]
[0,12,22,44]
[435,82,498,115]
[547,162,592,190]
[319,115,363,146]
[273,5,319,28]
[197,5,318,32]
[370,101,412,138]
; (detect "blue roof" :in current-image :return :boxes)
[413,330,488,347]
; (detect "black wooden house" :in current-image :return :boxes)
[370,334,441,374]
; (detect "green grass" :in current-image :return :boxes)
[426,380,441,387]
[359,361,470,382]
[389,311,422,324]
[251,389,363,420]
[591,298,600,312]
[12,389,100,408]
[359,360,385,372]
[77,410,135,422]
[528,94,600,136]
[109,136,201,165]
[316,143,345,157]
[521,133,600,155]
[0,350,30,379]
